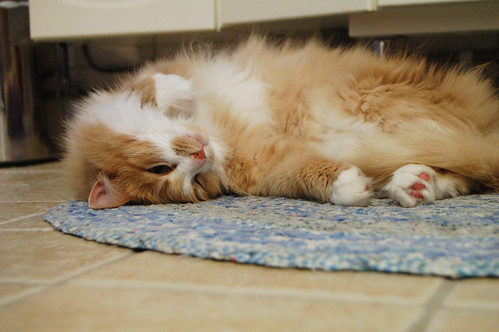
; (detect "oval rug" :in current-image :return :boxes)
[44,194,499,278]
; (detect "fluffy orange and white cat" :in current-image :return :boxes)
[64,37,499,209]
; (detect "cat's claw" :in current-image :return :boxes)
[384,164,458,207]
[330,166,372,206]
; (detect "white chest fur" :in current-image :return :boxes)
[309,94,378,161]
[194,59,273,128]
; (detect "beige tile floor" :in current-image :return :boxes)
[0,161,498,331]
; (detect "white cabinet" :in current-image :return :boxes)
[349,0,499,37]
[218,0,376,28]
[378,0,483,5]
[30,0,376,40]
[29,0,217,40]
[29,0,499,41]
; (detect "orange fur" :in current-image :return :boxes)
[63,36,499,208]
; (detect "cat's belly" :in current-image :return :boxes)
[194,59,272,129]
[312,102,379,162]
[319,131,362,161]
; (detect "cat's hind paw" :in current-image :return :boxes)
[330,166,372,206]
[384,164,457,207]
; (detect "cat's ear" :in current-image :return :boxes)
[88,175,130,209]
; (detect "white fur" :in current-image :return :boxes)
[310,95,378,161]
[82,93,190,164]
[195,59,273,128]
[330,166,372,206]
[384,164,459,207]
[79,92,184,138]
[76,92,227,183]
[178,142,226,196]
[153,73,195,117]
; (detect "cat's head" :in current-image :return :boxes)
[64,92,226,209]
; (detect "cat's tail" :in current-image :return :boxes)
[352,122,499,192]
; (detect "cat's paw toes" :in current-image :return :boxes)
[331,166,372,206]
[153,73,195,117]
[384,164,438,207]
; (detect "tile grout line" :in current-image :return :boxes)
[443,301,499,311]
[0,212,47,226]
[405,279,456,332]
[0,278,52,285]
[0,285,50,307]
[0,168,62,174]
[0,251,135,308]
[0,228,54,232]
[0,201,65,204]
[0,172,60,177]
[72,278,426,306]
[50,252,135,285]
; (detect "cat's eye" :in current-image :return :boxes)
[147,164,175,175]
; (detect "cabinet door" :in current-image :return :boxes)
[350,0,499,37]
[29,0,217,41]
[218,0,376,28]
[378,0,483,6]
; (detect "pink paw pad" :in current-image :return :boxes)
[418,172,430,181]
[411,190,424,199]
[410,172,430,199]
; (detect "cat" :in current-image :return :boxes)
[63,36,499,209]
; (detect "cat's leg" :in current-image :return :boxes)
[330,165,373,206]
[254,157,372,206]
[384,164,473,207]
[132,73,195,117]
[330,166,372,206]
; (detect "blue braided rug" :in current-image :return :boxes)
[44,194,499,278]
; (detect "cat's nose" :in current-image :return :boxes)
[191,148,205,162]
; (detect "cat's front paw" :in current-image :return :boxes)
[384,164,457,207]
[153,73,195,117]
[330,166,372,206]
